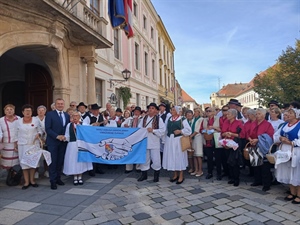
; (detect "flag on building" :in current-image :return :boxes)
[108,0,134,38]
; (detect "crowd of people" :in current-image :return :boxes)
[0,98,299,204]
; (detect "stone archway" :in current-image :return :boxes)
[0,47,54,116]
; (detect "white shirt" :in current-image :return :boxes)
[138,115,165,150]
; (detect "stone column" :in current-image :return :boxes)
[82,57,98,104]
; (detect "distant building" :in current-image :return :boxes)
[235,77,260,109]
[210,83,248,108]
[181,89,199,111]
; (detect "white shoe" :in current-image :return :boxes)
[34,171,39,179]
[44,171,49,178]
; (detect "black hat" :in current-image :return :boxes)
[90,103,101,110]
[228,98,239,105]
[116,108,123,113]
[133,106,142,113]
[159,103,166,108]
[237,102,243,107]
[268,100,279,107]
[268,100,280,107]
[77,102,87,109]
[147,103,159,110]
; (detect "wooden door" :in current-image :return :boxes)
[25,64,53,115]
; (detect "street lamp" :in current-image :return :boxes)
[110,69,131,88]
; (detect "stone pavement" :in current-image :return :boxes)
[0,166,299,225]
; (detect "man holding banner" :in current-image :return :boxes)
[137,103,165,182]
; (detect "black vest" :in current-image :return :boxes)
[87,114,104,126]
[160,113,167,123]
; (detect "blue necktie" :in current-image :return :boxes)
[59,112,63,126]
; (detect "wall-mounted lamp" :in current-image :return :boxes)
[109,69,131,88]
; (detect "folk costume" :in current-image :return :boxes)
[274,121,300,186]
[16,117,43,170]
[0,115,20,168]
[137,104,165,182]
[163,113,192,171]
[63,122,92,183]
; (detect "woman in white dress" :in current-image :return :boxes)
[63,112,93,185]
[16,104,43,189]
[190,108,204,177]
[0,104,20,170]
[35,105,49,178]
[163,106,192,184]
[274,108,300,204]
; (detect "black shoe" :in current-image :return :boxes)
[206,174,213,179]
[169,177,178,182]
[233,181,239,187]
[250,182,262,187]
[50,183,57,190]
[78,179,83,185]
[125,170,133,174]
[136,169,141,173]
[216,175,222,181]
[56,180,65,186]
[262,186,270,192]
[176,178,185,184]
[272,180,280,185]
[30,183,38,188]
[22,184,30,190]
[228,180,234,184]
[153,170,160,183]
[292,197,300,204]
[137,171,147,182]
[284,195,296,201]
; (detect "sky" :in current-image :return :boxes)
[151,0,300,104]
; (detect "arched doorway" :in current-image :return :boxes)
[0,48,53,117]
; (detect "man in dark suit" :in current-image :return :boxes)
[45,98,70,190]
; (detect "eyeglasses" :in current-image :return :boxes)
[70,105,76,107]
[206,110,212,113]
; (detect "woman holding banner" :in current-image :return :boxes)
[163,106,192,184]
[63,112,93,185]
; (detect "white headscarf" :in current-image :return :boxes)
[174,106,182,115]
[290,108,300,119]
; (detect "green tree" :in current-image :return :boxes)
[254,40,300,107]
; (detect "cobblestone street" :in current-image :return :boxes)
[0,165,299,225]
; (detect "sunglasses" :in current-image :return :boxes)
[70,104,76,107]
[206,110,212,113]
[222,109,228,112]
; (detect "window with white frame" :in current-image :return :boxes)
[152,59,155,80]
[144,52,148,76]
[151,26,154,39]
[90,0,100,16]
[133,1,137,17]
[143,15,147,30]
[114,29,119,59]
[135,43,139,70]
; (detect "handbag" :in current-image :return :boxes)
[6,165,22,186]
[180,118,191,152]
[248,145,264,166]
[243,142,251,160]
[181,136,191,152]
